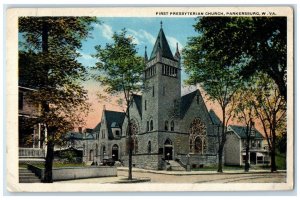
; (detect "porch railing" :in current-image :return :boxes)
[19,148,45,158]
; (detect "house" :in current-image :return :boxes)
[18,85,47,163]
[224,125,270,166]
[84,24,222,170]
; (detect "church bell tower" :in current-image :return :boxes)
[142,22,181,132]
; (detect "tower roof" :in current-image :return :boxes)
[149,24,175,61]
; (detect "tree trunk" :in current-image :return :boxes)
[43,139,54,183]
[127,107,133,180]
[217,108,226,173]
[41,19,53,183]
[270,128,277,172]
[244,144,250,172]
[270,148,277,172]
[244,125,250,172]
[128,139,133,180]
[217,148,223,172]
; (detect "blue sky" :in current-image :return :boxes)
[77,17,199,81]
[76,17,200,127]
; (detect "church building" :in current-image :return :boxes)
[83,24,222,170]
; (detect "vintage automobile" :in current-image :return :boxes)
[103,158,115,166]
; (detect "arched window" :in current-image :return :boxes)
[189,118,208,154]
[147,121,149,132]
[152,86,154,97]
[147,141,151,154]
[194,137,202,153]
[171,121,174,131]
[165,121,169,131]
[102,146,106,154]
[150,120,153,131]
[203,139,207,153]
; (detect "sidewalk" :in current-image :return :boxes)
[117,167,286,175]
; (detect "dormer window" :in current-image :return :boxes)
[115,130,120,137]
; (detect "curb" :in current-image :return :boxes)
[117,168,286,176]
[114,177,151,183]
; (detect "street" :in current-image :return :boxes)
[117,170,286,183]
[58,168,286,184]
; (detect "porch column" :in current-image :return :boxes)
[255,154,257,165]
[38,123,41,149]
[44,126,48,157]
[33,127,36,148]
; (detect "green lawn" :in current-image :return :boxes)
[275,152,286,170]
[19,162,87,169]
[192,165,243,171]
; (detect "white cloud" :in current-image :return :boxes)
[127,29,155,46]
[76,50,97,67]
[95,23,113,40]
[166,36,183,54]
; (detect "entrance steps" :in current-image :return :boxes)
[167,160,186,171]
[19,168,41,183]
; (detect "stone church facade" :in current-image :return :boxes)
[84,25,222,169]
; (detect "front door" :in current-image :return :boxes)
[112,144,119,161]
[164,146,173,160]
[164,139,173,160]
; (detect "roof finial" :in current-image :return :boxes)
[160,21,163,28]
[144,45,148,61]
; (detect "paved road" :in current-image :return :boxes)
[58,169,286,184]
[117,170,286,183]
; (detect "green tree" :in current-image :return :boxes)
[19,17,99,182]
[250,73,286,172]
[183,37,241,172]
[93,29,144,180]
[191,17,287,101]
[232,87,257,172]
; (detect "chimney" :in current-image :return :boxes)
[78,127,82,133]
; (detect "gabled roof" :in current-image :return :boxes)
[228,125,264,139]
[180,90,198,118]
[132,94,142,117]
[150,27,175,61]
[93,122,101,132]
[65,132,83,140]
[85,132,96,140]
[104,110,126,139]
[209,109,222,125]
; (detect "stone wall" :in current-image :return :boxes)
[178,154,218,168]
[28,164,117,181]
[180,92,218,155]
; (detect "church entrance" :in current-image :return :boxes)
[112,144,119,161]
[164,139,173,160]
